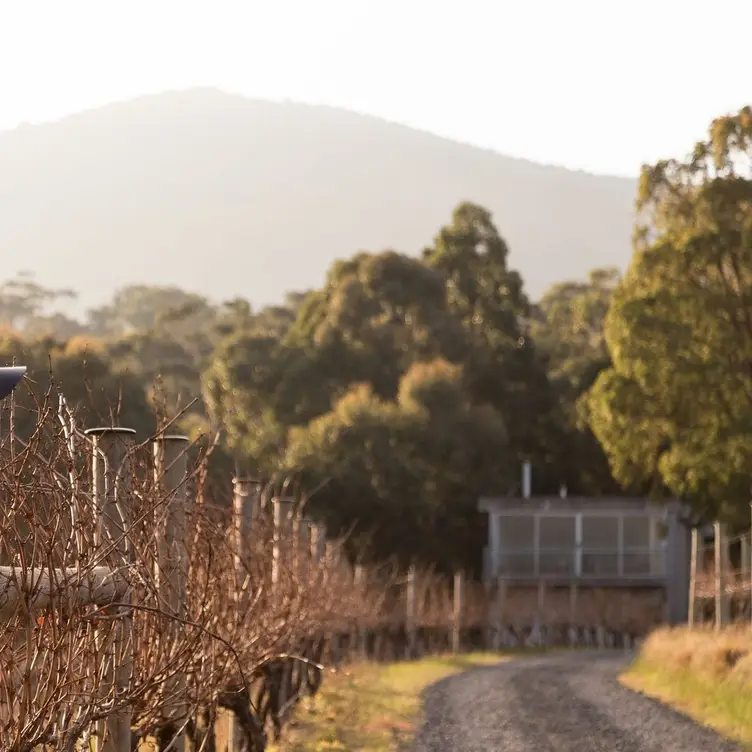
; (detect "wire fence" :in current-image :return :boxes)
[689,524,752,628]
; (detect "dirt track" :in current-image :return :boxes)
[413,651,741,751]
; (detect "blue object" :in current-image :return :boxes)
[0,367,26,399]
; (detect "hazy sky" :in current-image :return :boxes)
[1,0,749,177]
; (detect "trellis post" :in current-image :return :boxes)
[85,426,136,752]
[153,434,190,752]
[405,565,417,659]
[310,523,326,566]
[272,496,296,588]
[714,521,730,630]
[688,527,698,627]
[233,476,260,595]
[298,516,312,582]
[452,571,465,654]
[226,476,261,751]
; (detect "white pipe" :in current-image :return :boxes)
[522,461,532,499]
[0,566,127,617]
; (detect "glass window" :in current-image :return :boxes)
[499,515,534,549]
[623,515,650,549]
[582,515,618,549]
[623,551,651,575]
[498,551,535,575]
[538,515,576,549]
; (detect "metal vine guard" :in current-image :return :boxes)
[0,366,27,399]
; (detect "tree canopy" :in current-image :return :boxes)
[584,106,752,526]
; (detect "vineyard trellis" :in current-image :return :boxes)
[0,375,483,752]
[0,369,668,752]
[688,518,752,630]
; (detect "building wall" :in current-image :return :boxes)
[666,512,691,624]
[492,509,665,578]
[480,497,691,626]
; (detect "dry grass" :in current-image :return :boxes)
[268,653,508,752]
[621,626,752,748]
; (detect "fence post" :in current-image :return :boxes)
[272,496,296,587]
[310,523,326,566]
[496,577,508,649]
[353,564,367,659]
[85,426,136,752]
[536,580,547,647]
[227,476,261,751]
[297,515,312,582]
[452,571,465,654]
[688,527,698,628]
[714,521,730,630]
[741,535,750,584]
[152,434,190,751]
[569,583,578,647]
[153,435,190,608]
[233,476,260,593]
[405,565,416,659]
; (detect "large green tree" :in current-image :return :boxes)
[284,359,508,572]
[205,248,470,469]
[290,250,466,398]
[204,202,569,568]
[532,267,620,395]
[531,268,622,494]
[423,202,564,491]
[584,106,752,525]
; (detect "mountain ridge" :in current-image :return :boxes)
[0,88,637,313]
[2,88,632,180]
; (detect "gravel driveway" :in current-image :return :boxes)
[413,650,742,751]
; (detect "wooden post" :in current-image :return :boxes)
[596,624,605,649]
[536,580,546,646]
[569,583,578,647]
[405,566,416,659]
[272,496,295,587]
[153,435,190,752]
[496,578,507,650]
[741,536,750,582]
[743,534,751,628]
[298,516,312,582]
[353,564,366,658]
[688,527,698,627]
[714,521,730,630]
[85,427,136,752]
[323,540,339,593]
[271,497,296,725]
[227,476,260,752]
[153,435,190,611]
[452,571,465,654]
[233,476,259,591]
[310,523,326,565]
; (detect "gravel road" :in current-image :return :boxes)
[413,651,742,751]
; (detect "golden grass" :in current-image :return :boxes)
[267,652,507,752]
[620,626,752,749]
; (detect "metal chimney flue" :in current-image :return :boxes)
[522,461,531,499]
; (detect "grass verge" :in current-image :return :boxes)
[620,626,752,749]
[269,652,508,752]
